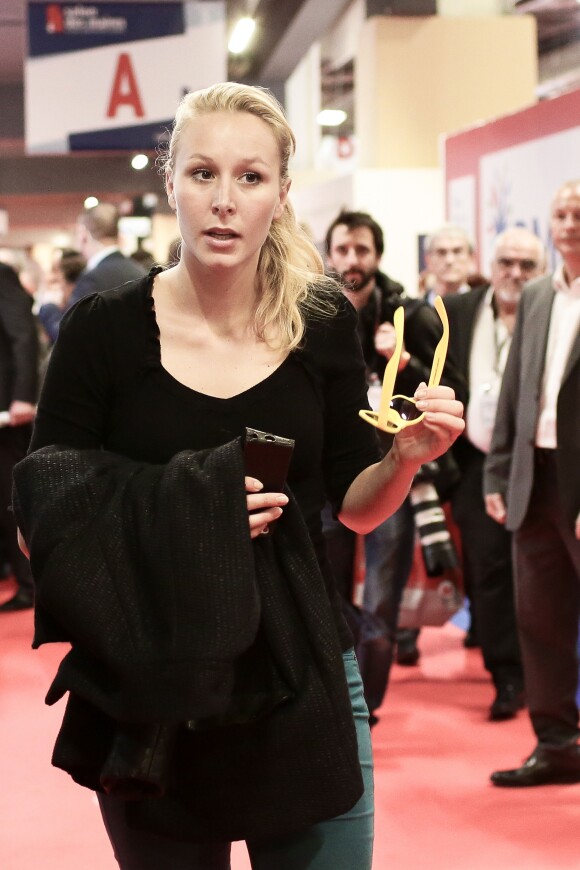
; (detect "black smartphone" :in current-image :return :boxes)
[243,427,295,493]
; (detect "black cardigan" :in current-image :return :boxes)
[13,441,363,843]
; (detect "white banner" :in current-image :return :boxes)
[479,127,580,271]
[25,2,226,153]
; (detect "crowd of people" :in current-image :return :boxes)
[0,80,579,868]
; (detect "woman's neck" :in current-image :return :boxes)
[166,259,260,339]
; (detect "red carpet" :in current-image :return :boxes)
[1,580,578,869]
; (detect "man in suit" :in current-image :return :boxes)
[0,262,38,611]
[39,202,146,342]
[445,227,546,721]
[484,180,580,786]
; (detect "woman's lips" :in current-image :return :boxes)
[205,228,240,240]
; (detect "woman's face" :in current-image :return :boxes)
[166,110,290,277]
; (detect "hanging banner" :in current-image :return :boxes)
[25,2,226,153]
[443,87,580,273]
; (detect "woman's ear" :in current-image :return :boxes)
[166,171,176,211]
[273,179,291,221]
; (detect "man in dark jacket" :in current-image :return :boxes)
[445,226,545,721]
[0,262,38,611]
[39,203,146,342]
[324,211,466,723]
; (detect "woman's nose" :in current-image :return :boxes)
[212,183,235,215]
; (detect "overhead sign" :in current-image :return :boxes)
[25,2,226,153]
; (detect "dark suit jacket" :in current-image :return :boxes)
[39,250,146,343]
[69,249,146,306]
[0,263,39,409]
[444,284,489,468]
[484,274,580,530]
[444,284,488,391]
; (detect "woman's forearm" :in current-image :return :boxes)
[339,385,465,535]
[338,440,418,534]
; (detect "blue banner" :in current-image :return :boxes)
[28,2,185,57]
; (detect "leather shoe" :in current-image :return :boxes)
[463,628,480,649]
[489,684,525,721]
[0,588,34,612]
[396,638,420,666]
[491,748,580,787]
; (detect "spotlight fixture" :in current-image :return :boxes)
[228,17,255,54]
[84,196,99,209]
[316,109,347,127]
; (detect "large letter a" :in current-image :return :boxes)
[106,53,145,118]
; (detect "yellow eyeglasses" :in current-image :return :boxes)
[359,295,449,434]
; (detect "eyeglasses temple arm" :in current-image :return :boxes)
[428,296,450,388]
[378,306,405,429]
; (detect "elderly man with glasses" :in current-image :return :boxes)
[444,227,546,724]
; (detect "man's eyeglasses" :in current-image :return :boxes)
[359,295,449,434]
[496,256,538,272]
[430,246,470,259]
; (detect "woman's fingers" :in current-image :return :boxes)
[245,478,288,539]
[414,386,465,432]
[415,398,465,419]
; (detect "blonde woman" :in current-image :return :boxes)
[24,83,464,869]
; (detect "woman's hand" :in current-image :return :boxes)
[245,477,288,538]
[17,527,30,559]
[339,384,464,535]
[393,383,465,468]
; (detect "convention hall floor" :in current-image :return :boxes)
[1,578,578,869]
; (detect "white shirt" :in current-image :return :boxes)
[466,286,511,454]
[85,245,120,272]
[535,266,580,448]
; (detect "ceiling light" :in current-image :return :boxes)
[84,196,99,209]
[131,154,149,170]
[316,109,347,127]
[228,17,256,54]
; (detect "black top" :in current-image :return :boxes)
[30,269,381,649]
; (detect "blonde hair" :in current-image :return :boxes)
[159,82,338,351]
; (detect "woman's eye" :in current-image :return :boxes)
[191,168,213,180]
[242,172,261,184]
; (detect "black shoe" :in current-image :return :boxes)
[463,628,480,648]
[0,588,34,612]
[491,748,580,787]
[489,684,526,721]
[396,639,420,666]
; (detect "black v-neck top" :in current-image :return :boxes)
[30,271,381,648]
